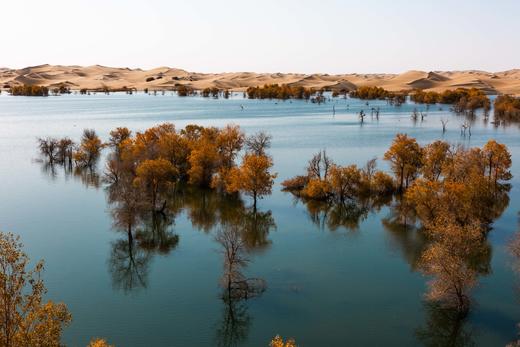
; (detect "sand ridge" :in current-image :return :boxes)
[1,65,520,95]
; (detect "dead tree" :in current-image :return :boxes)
[441,119,449,133]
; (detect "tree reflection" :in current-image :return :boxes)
[416,303,475,347]
[214,224,266,346]
[108,232,151,293]
[382,198,427,270]
[240,209,276,252]
[175,185,277,252]
[38,159,101,188]
[106,174,179,293]
[105,174,276,294]
[507,215,520,346]
[215,300,251,347]
[295,194,390,232]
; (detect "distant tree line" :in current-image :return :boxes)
[349,86,407,105]
[246,84,315,100]
[9,85,49,96]
[411,88,491,114]
[494,94,520,122]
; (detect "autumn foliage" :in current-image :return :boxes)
[494,94,520,122]
[246,84,315,100]
[9,85,49,96]
[0,232,71,347]
[282,151,395,203]
[411,88,491,113]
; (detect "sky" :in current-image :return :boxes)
[2,0,519,73]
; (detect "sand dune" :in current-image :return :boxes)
[1,65,520,95]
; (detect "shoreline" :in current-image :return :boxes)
[2,65,520,96]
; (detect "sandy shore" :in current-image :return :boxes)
[1,64,520,95]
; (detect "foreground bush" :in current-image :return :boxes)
[0,232,71,346]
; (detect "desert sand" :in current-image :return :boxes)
[1,64,520,95]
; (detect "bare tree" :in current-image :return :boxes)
[307,150,333,180]
[441,119,449,133]
[245,131,272,156]
[215,225,266,301]
[37,137,59,163]
[359,110,366,123]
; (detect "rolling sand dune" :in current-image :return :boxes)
[1,64,520,95]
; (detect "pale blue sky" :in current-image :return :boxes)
[2,0,518,73]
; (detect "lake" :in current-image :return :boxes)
[0,92,519,346]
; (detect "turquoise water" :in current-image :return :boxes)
[0,93,519,346]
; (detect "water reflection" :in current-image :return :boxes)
[293,194,391,232]
[416,303,475,347]
[109,232,151,293]
[38,160,101,188]
[104,169,275,297]
[382,201,426,271]
[507,216,520,346]
[215,300,251,347]
[214,224,266,347]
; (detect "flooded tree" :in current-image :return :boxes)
[282,154,394,204]
[383,133,423,192]
[0,232,71,347]
[226,154,276,210]
[37,137,59,164]
[57,137,75,165]
[134,158,178,212]
[245,131,272,157]
[494,95,520,123]
[74,129,104,168]
[482,139,512,186]
[419,230,478,314]
[107,127,132,154]
[420,140,450,181]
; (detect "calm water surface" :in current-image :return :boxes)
[0,93,519,346]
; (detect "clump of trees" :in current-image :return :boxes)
[349,86,392,100]
[349,86,407,105]
[201,87,221,98]
[224,132,277,210]
[411,88,490,114]
[37,123,276,210]
[246,84,315,100]
[175,85,196,96]
[74,129,104,168]
[380,134,512,314]
[51,85,71,95]
[0,232,71,346]
[391,136,513,229]
[281,151,395,202]
[38,137,75,166]
[38,129,104,169]
[494,95,520,122]
[9,85,49,96]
